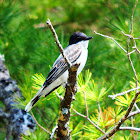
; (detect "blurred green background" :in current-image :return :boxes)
[0,0,140,139]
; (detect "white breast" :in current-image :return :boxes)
[76,40,88,75]
[42,41,88,95]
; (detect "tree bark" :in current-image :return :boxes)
[0,55,36,140]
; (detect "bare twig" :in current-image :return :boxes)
[97,91,140,140]
[127,38,138,91]
[30,111,52,136]
[127,110,140,119]
[134,103,140,112]
[83,92,89,118]
[133,45,140,54]
[72,108,112,140]
[108,86,140,99]
[55,91,63,100]
[121,31,134,38]
[95,1,139,139]
[35,108,50,130]
[97,101,101,126]
[50,125,58,139]
[121,31,140,54]
[46,19,71,68]
[94,31,127,53]
[126,0,139,113]
[135,132,139,140]
[116,1,140,114]
[127,50,136,55]
[72,108,104,134]
[119,127,140,132]
[130,0,138,34]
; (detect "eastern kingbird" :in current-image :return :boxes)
[25,31,92,112]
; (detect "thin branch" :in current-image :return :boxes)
[71,108,105,134]
[83,92,89,118]
[133,37,140,39]
[119,127,140,132]
[50,125,58,139]
[127,38,138,91]
[121,31,134,38]
[126,1,139,113]
[46,18,71,69]
[127,110,140,119]
[35,108,50,130]
[97,91,140,140]
[135,132,139,140]
[130,0,138,34]
[55,91,63,100]
[94,31,127,53]
[30,111,52,136]
[108,86,140,99]
[121,0,139,114]
[121,31,140,54]
[127,50,136,55]
[128,0,138,90]
[133,45,140,54]
[95,1,139,139]
[97,101,101,126]
[134,103,140,112]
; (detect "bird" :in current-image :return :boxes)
[25,31,93,112]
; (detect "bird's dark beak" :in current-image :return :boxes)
[85,37,93,40]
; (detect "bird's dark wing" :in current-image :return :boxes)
[43,43,82,87]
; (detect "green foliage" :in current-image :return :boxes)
[22,126,49,140]
[0,0,140,139]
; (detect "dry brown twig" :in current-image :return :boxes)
[46,19,71,69]
[71,108,106,134]
[30,111,52,136]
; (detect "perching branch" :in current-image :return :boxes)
[46,19,71,69]
[46,18,79,140]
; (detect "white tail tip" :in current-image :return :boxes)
[25,102,32,112]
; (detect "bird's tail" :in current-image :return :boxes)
[25,86,45,112]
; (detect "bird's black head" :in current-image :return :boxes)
[69,31,93,45]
